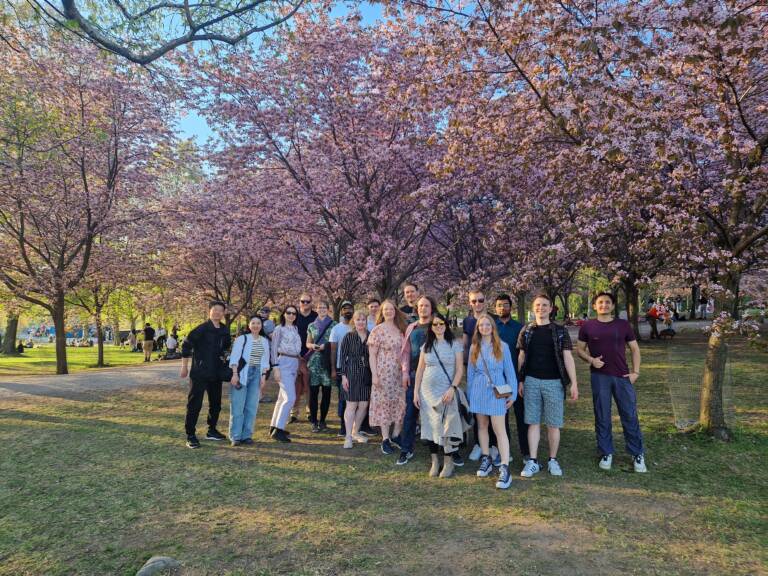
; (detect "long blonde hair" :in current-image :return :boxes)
[470,313,503,364]
[376,299,409,334]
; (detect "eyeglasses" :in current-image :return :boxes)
[300,300,311,304]
[285,311,297,316]
[470,298,485,304]
[432,321,446,327]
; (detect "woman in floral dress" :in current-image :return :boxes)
[368,299,409,455]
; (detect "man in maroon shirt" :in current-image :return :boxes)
[576,292,647,473]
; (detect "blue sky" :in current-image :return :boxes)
[176,1,384,145]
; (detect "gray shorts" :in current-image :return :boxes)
[524,376,564,428]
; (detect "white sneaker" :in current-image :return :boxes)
[343,438,353,449]
[634,454,648,473]
[468,444,482,461]
[352,433,368,444]
[520,459,541,477]
[547,458,563,476]
[599,454,613,470]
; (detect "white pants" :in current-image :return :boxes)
[270,356,298,430]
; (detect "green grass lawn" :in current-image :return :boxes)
[0,333,765,575]
[0,344,147,375]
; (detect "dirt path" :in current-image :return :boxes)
[0,360,183,399]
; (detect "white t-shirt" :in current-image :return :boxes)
[166,335,178,350]
[329,322,352,369]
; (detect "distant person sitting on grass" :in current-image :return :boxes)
[16,341,24,354]
[576,292,647,473]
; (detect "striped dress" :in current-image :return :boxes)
[339,330,372,402]
[466,341,518,416]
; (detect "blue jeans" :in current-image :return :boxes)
[229,368,261,441]
[591,373,644,457]
[399,372,418,453]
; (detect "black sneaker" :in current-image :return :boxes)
[318,421,329,432]
[451,452,465,467]
[311,422,321,433]
[381,439,394,455]
[390,435,402,449]
[186,435,200,449]
[358,425,377,437]
[272,429,291,443]
[337,427,346,438]
[396,451,414,466]
[206,429,226,441]
[241,438,255,445]
[230,440,242,447]
[289,415,299,424]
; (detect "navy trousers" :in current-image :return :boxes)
[591,373,644,457]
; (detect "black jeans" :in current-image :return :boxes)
[185,378,222,435]
[309,385,332,423]
[512,395,530,458]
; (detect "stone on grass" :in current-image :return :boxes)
[136,555,181,576]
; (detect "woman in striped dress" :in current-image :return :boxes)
[339,311,372,448]
[467,313,517,489]
[228,314,271,446]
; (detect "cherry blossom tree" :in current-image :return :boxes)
[189,13,447,302]
[0,25,171,373]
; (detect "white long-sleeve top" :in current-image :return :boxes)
[229,333,270,386]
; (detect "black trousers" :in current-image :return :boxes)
[309,385,332,424]
[185,378,222,435]
[512,395,530,458]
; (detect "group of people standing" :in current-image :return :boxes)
[180,285,647,490]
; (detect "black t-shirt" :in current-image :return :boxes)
[143,327,155,341]
[295,310,318,355]
[525,325,560,380]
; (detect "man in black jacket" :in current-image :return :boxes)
[180,300,232,448]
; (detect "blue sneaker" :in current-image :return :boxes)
[381,439,395,455]
[496,464,512,489]
[396,451,414,465]
[390,435,402,450]
[477,455,493,477]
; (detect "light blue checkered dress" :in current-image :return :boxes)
[467,341,518,416]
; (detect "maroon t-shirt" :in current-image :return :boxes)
[577,319,636,378]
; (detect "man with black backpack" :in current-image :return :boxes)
[180,300,232,449]
[516,293,579,478]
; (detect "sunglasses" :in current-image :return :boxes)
[299,300,312,304]
[470,298,485,304]
[432,321,446,327]
[285,311,297,316]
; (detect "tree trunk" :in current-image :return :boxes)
[95,306,104,367]
[112,316,120,346]
[699,271,740,440]
[2,313,20,355]
[622,280,641,340]
[516,292,527,324]
[52,292,68,375]
[690,284,700,320]
[560,291,571,321]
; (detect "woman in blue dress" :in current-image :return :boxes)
[467,313,517,489]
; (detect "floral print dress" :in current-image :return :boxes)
[368,323,406,427]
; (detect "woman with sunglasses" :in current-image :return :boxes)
[413,312,465,478]
[269,305,302,442]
